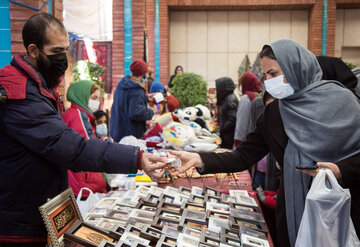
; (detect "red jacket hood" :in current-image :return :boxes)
[0,54,60,101]
[71,104,96,124]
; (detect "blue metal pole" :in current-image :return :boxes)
[154,0,160,82]
[124,0,133,75]
[321,0,328,56]
[0,0,11,68]
[48,0,52,14]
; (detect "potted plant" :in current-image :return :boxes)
[171,72,207,108]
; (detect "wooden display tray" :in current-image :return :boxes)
[39,188,82,247]
[64,221,116,247]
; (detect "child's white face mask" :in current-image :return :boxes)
[96,123,107,138]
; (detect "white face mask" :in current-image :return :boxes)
[264,75,294,99]
[96,123,107,138]
[88,99,100,112]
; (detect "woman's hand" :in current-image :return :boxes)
[168,150,202,176]
[297,162,342,179]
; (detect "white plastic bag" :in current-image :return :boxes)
[119,135,147,150]
[76,187,102,216]
[295,168,360,247]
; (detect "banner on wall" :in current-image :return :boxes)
[75,40,113,93]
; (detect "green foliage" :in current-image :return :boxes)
[73,60,106,96]
[171,72,208,108]
[344,61,357,70]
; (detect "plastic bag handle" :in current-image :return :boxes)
[313,169,342,193]
[76,187,94,203]
[323,168,343,191]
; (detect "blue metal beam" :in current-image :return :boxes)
[0,0,11,68]
[321,0,328,55]
[124,0,133,75]
[48,0,52,14]
[154,0,160,81]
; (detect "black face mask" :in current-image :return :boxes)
[37,50,68,89]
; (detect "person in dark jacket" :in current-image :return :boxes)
[0,13,165,246]
[170,39,360,247]
[110,60,154,142]
[168,65,183,88]
[215,77,239,149]
[317,55,359,98]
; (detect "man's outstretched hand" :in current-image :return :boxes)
[141,153,167,182]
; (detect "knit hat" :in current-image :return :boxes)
[167,95,180,112]
[130,60,148,77]
[150,81,164,93]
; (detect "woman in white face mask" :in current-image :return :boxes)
[167,39,360,247]
[88,85,101,113]
[63,80,101,140]
[62,80,108,198]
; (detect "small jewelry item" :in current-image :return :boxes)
[165,157,181,167]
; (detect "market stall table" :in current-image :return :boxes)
[158,170,274,247]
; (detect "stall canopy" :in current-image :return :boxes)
[63,0,113,41]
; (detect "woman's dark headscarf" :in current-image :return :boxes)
[317,56,358,93]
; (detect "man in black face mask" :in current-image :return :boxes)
[23,13,69,90]
[36,49,68,89]
[0,13,166,246]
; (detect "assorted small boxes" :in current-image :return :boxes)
[40,185,271,247]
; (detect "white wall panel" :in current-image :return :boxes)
[270,11,291,42]
[170,12,187,53]
[170,10,309,87]
[208,11,228,52]
[187,12,208,53]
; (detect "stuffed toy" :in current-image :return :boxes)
[181,107,198,121]
[172,108,183,122]
[161,122,196,150]
[194,105,211,129]
[184,143,218,152]
[187,135,221,145]
[180,120,203,136]
[195,104,211,119]
[172,105,212,130]
[153,112,173,127]
[142,122,163,139]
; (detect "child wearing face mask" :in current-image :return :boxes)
[62,80,108,198]
[93,110,112,142]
